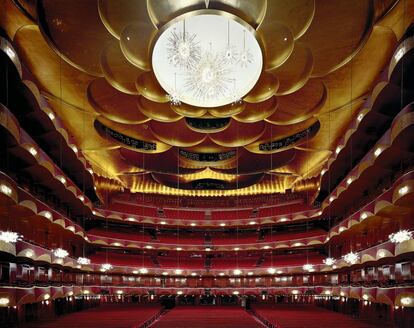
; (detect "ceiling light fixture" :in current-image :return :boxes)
[53,248,69,258]
[323,257,336,266]
[77,257,90,265]
[389,230,413,244]
[152,12,263,108]
[0,231,21,243]
[343,251,359,265]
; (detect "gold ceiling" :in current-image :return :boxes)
[1,0,413,196]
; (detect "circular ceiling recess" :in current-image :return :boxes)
[151,10,263,108]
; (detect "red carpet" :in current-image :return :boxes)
[254,304,379,328]
[25,304,160,328]
[152,306,263,328]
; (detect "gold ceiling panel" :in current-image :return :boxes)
[244,118,319,155]
[96,117,172,154]
[98,0,153,39]
[233,97,278,123]
[301,0,374,77]
[260,0,315,39]
[319,25,397,114]
[0,0,34,39]
[209,120,265,147]
[271,42,314,96]
[150,119,207,148]
[119,22,156,71]
[135,71,169,103]
[100,40,144,95]
[243,71,279,103]
[171,103,209,118]
[137,96,182,123]
[208,102,245,118]
[266,79,327,125]
[147,0,206,28]
[258,22,294,70]
[37,0,113,76]
[13,25,95,112]
[87,78,150,124]
[4,0,407,196]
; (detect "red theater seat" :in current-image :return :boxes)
[153,306,262,328]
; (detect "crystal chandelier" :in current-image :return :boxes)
[342,251,359,265]
[389,230,413,244]
[77,257,91,265]
[0,231,21,243]
[303,264,314,272]
[53,248,69,258]
[323,257,336,266]
[101,263,113,272]
[152,12,263,108]
[267,268,276,274]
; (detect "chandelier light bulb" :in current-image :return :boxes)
[389,230,413,244]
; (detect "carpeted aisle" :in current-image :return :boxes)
[152,306,264,328]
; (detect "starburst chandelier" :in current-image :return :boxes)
[152,12,263,108]
[342,251,359,265]
[323,257,336,266]
[53,248,69,258]
[77,257,91,265]
[303,264,314,272]
[101,263,113,272]
[389,230,413,244]
[0,231,21,243]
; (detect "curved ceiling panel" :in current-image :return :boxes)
[266,79,327,125]
[212,148,297,175]
[137,96,182,122]
[208,102,246,118]
[301,0,374,77]
[208,0,267,29]
[147,0,206,28]
[257,22,294,70]
[183,137,234,154]
[209,120,265,147]
[119,147,201,174]
[98,0,153,39]
[13,25,95,112]
[152,171,264,190]
[100,40,143,95]
[150,118,207,147]
[244,118,320,154]
[171,103,208,118]
[135,71,169,103]
[243,71,279,103]
[95,117,171,153]
[37,0,113,76]
[119,22,156,71]
[87,78,150,124]
[272,42,314,95]
[233,97,278,123]
[260,0,315,39]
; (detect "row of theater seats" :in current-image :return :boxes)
[25,303,161,328]
[87,228,326,245]
[253,304,377,328]
[106,202,310,220]
[152,306,262,328]
[3,261,412,288]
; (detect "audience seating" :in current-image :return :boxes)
[153,306,262,328]
[253,304,379,328]
[25,303,161,328]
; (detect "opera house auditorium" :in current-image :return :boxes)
[1,0,414,327]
